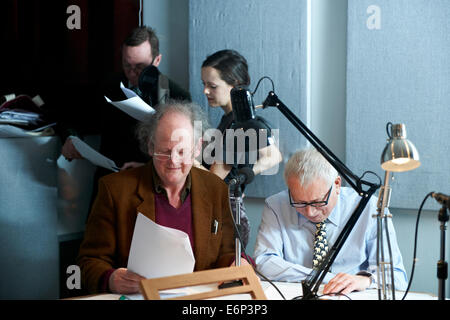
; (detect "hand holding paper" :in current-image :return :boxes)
[104,82,155,121]
[69,136,119,172]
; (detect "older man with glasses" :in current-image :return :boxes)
[253,148,408,295]
[77,100,242,295]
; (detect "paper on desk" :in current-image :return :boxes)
[127,213,195,279]
[104,82,155,121]
[69,135,119,172]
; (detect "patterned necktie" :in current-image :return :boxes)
[313,221,329,268]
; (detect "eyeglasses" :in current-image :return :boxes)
[152,148,194,162]
[289,185,333,208]
[122,56,156,73]
[122,63,149,73]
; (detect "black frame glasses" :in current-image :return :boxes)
[289,185,333,208]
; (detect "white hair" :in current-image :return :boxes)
[284,148,338,187]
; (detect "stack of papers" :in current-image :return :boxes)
[0,110,41,126]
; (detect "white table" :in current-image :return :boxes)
[74,281,437,300]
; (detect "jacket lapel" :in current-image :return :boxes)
[190,168,212,271]
[136,163,156,221]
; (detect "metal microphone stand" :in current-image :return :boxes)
[218,169,254,290]
[437,203,448,300]
[230,183,244,267]
[375,171,396,300]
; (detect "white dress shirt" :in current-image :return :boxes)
[253,187,408,290]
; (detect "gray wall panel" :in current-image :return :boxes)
[346,0,449,210]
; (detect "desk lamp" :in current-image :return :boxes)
[376,122,420,299]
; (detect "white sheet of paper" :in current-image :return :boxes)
[120,82,138,99]
[127,213,195,279]
[70,136,119,172]
[104,82,155,121]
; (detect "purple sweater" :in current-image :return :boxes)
[154,193,194,250]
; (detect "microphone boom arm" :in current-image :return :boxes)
[262,91,380,299]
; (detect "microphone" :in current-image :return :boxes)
[432,192,450,208]
[228,166,255,187]
[230,86,268,133]
[138,65,160,106]
[230,86,256,125]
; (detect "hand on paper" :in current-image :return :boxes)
[109,268,145,294]
[121,161,145,171]
[322,272,371,296]
[61,138,83,160]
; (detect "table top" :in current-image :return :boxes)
[72,281,437,301]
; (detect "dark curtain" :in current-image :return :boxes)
[0,0,140,135]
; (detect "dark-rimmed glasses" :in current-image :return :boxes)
[289,185,333,208]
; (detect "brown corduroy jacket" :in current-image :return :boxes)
[77,162,235,294]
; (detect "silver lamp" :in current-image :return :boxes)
[381,123,420,172]
[376,123,420,300]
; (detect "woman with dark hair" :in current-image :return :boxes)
[201,49,282,249]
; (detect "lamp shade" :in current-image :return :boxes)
[381,123,420,172]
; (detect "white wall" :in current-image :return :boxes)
[310,0,347,160]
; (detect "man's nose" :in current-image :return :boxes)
[302,205,315,217]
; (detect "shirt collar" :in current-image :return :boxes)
[151,162,192,203]
[325,206,339,227]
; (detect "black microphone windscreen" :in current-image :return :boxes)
[432,192,450,208]
[238,166,255,185]
[231,86,255,125]
[139,65,159,92]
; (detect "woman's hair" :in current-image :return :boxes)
[284,148,338,187]
[201,49,250,87]
[136,99,210,154]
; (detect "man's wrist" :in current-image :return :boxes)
[356,271,376,288]
[100,268,116,293]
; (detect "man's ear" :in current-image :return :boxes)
[334,176,342,194]
[152,54,162,67]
